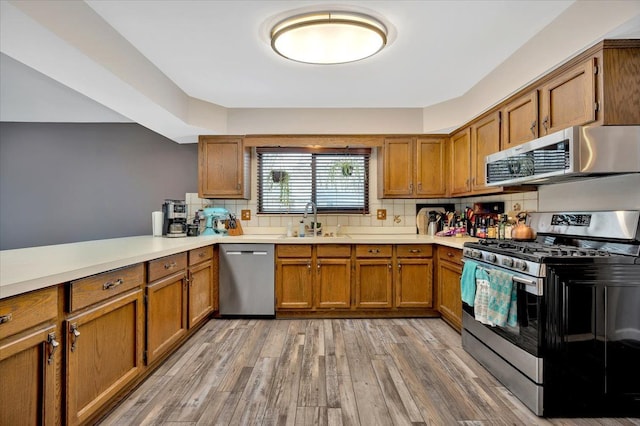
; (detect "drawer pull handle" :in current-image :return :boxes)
[0,313,12,324]
[447,252,454,257]
[369,249,380,254]
[47,332,59,365]
[103,278,123,290]
[70,324,80,352]
[409,249,421,253]
[164,261,177,270]
[199,252,205,258]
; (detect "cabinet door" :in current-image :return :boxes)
[449,128,471,196]
[541,59,596,135]
[502,91,538,148]
[188,260,214,328]
[381,137,414,197]
[471,111,501,191]
[146,272,187,364]
[415,137,447,197]
[0,325,58,426]
[355,259,393,308]
[396,259,433,308]
[276,259,313,310]
[65,289,144,426]
[438,261,462,332]
[198,137,249,199]
[316,258,351,309]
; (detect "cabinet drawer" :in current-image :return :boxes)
[277,244,312,258]
[317,244,351,258]
[148,252,187,282]
[397,244,433,258]
[189,245,213,266]
[355,244,392,258]
[437,246,463,265]
[0,286,58,338]
[69,263,144,312]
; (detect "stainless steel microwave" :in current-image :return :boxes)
[485,125,640,186]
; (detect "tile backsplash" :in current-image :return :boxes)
[185,191,539,233]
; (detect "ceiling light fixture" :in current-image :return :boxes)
[271,11,387,65]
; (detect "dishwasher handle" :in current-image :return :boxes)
[226,251,268,256]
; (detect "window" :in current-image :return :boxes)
[257,147,370,214]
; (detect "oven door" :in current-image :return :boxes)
[462,259,543,357]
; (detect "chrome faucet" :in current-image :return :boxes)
[303,201,317,236]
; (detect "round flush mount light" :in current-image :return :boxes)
[270,11,387,65]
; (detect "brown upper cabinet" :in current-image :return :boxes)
[502,91,538,148]
[470,111,501,193]
[448,128,471,196]
[540,58,596,135]
[378,136,447,198]
[198,136,250,199]
[502,40,639,147]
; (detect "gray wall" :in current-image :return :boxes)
[0,122,198,250]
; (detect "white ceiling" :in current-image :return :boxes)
[1,1,639,142]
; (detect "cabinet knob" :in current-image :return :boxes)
[530,120,537,136]
[369,248,380,254]
[164,261,177,270]
[409,249,421,253]
[0,313,12,324]
[542,116,549,133]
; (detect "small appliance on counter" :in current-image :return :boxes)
[201,207,230,236]
[162,199,187,238]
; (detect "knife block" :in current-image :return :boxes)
[228,219,243,236]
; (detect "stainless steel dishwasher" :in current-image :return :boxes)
[219,244,275,317]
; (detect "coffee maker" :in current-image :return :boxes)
[162,199,187,238]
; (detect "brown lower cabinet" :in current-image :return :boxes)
[65,289,145,425]
[276,243,438,314]
[0,246,217,426]
[0,287,59,426]
[437,246,463,332]
[354,245,393,309]
[395,245,434,308]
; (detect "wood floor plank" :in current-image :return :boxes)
[229,356,278,424]
[341,320,393,425]
[99,318,638,426]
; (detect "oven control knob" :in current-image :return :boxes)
[487,254,497,263]
[514,260,528,271]
[502,258,514,267]
[472,250,482,259]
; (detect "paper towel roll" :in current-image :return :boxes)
[152,211,163,236]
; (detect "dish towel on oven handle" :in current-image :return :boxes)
[460,260,479,306]
[473,267,490,324]
[487,269,518,327]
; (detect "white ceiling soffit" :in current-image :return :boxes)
[0,53,131,123]
[1,1,639,143]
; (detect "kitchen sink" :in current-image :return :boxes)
[278,234,351,241]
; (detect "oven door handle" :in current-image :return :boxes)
[512,276,537,287]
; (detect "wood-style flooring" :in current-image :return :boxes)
[99,318,639,425]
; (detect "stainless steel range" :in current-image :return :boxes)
[461,210,640,417]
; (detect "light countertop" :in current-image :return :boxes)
[1,234,476,299]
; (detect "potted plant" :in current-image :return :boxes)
[269,169,290,205]
[328,159,360,187]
